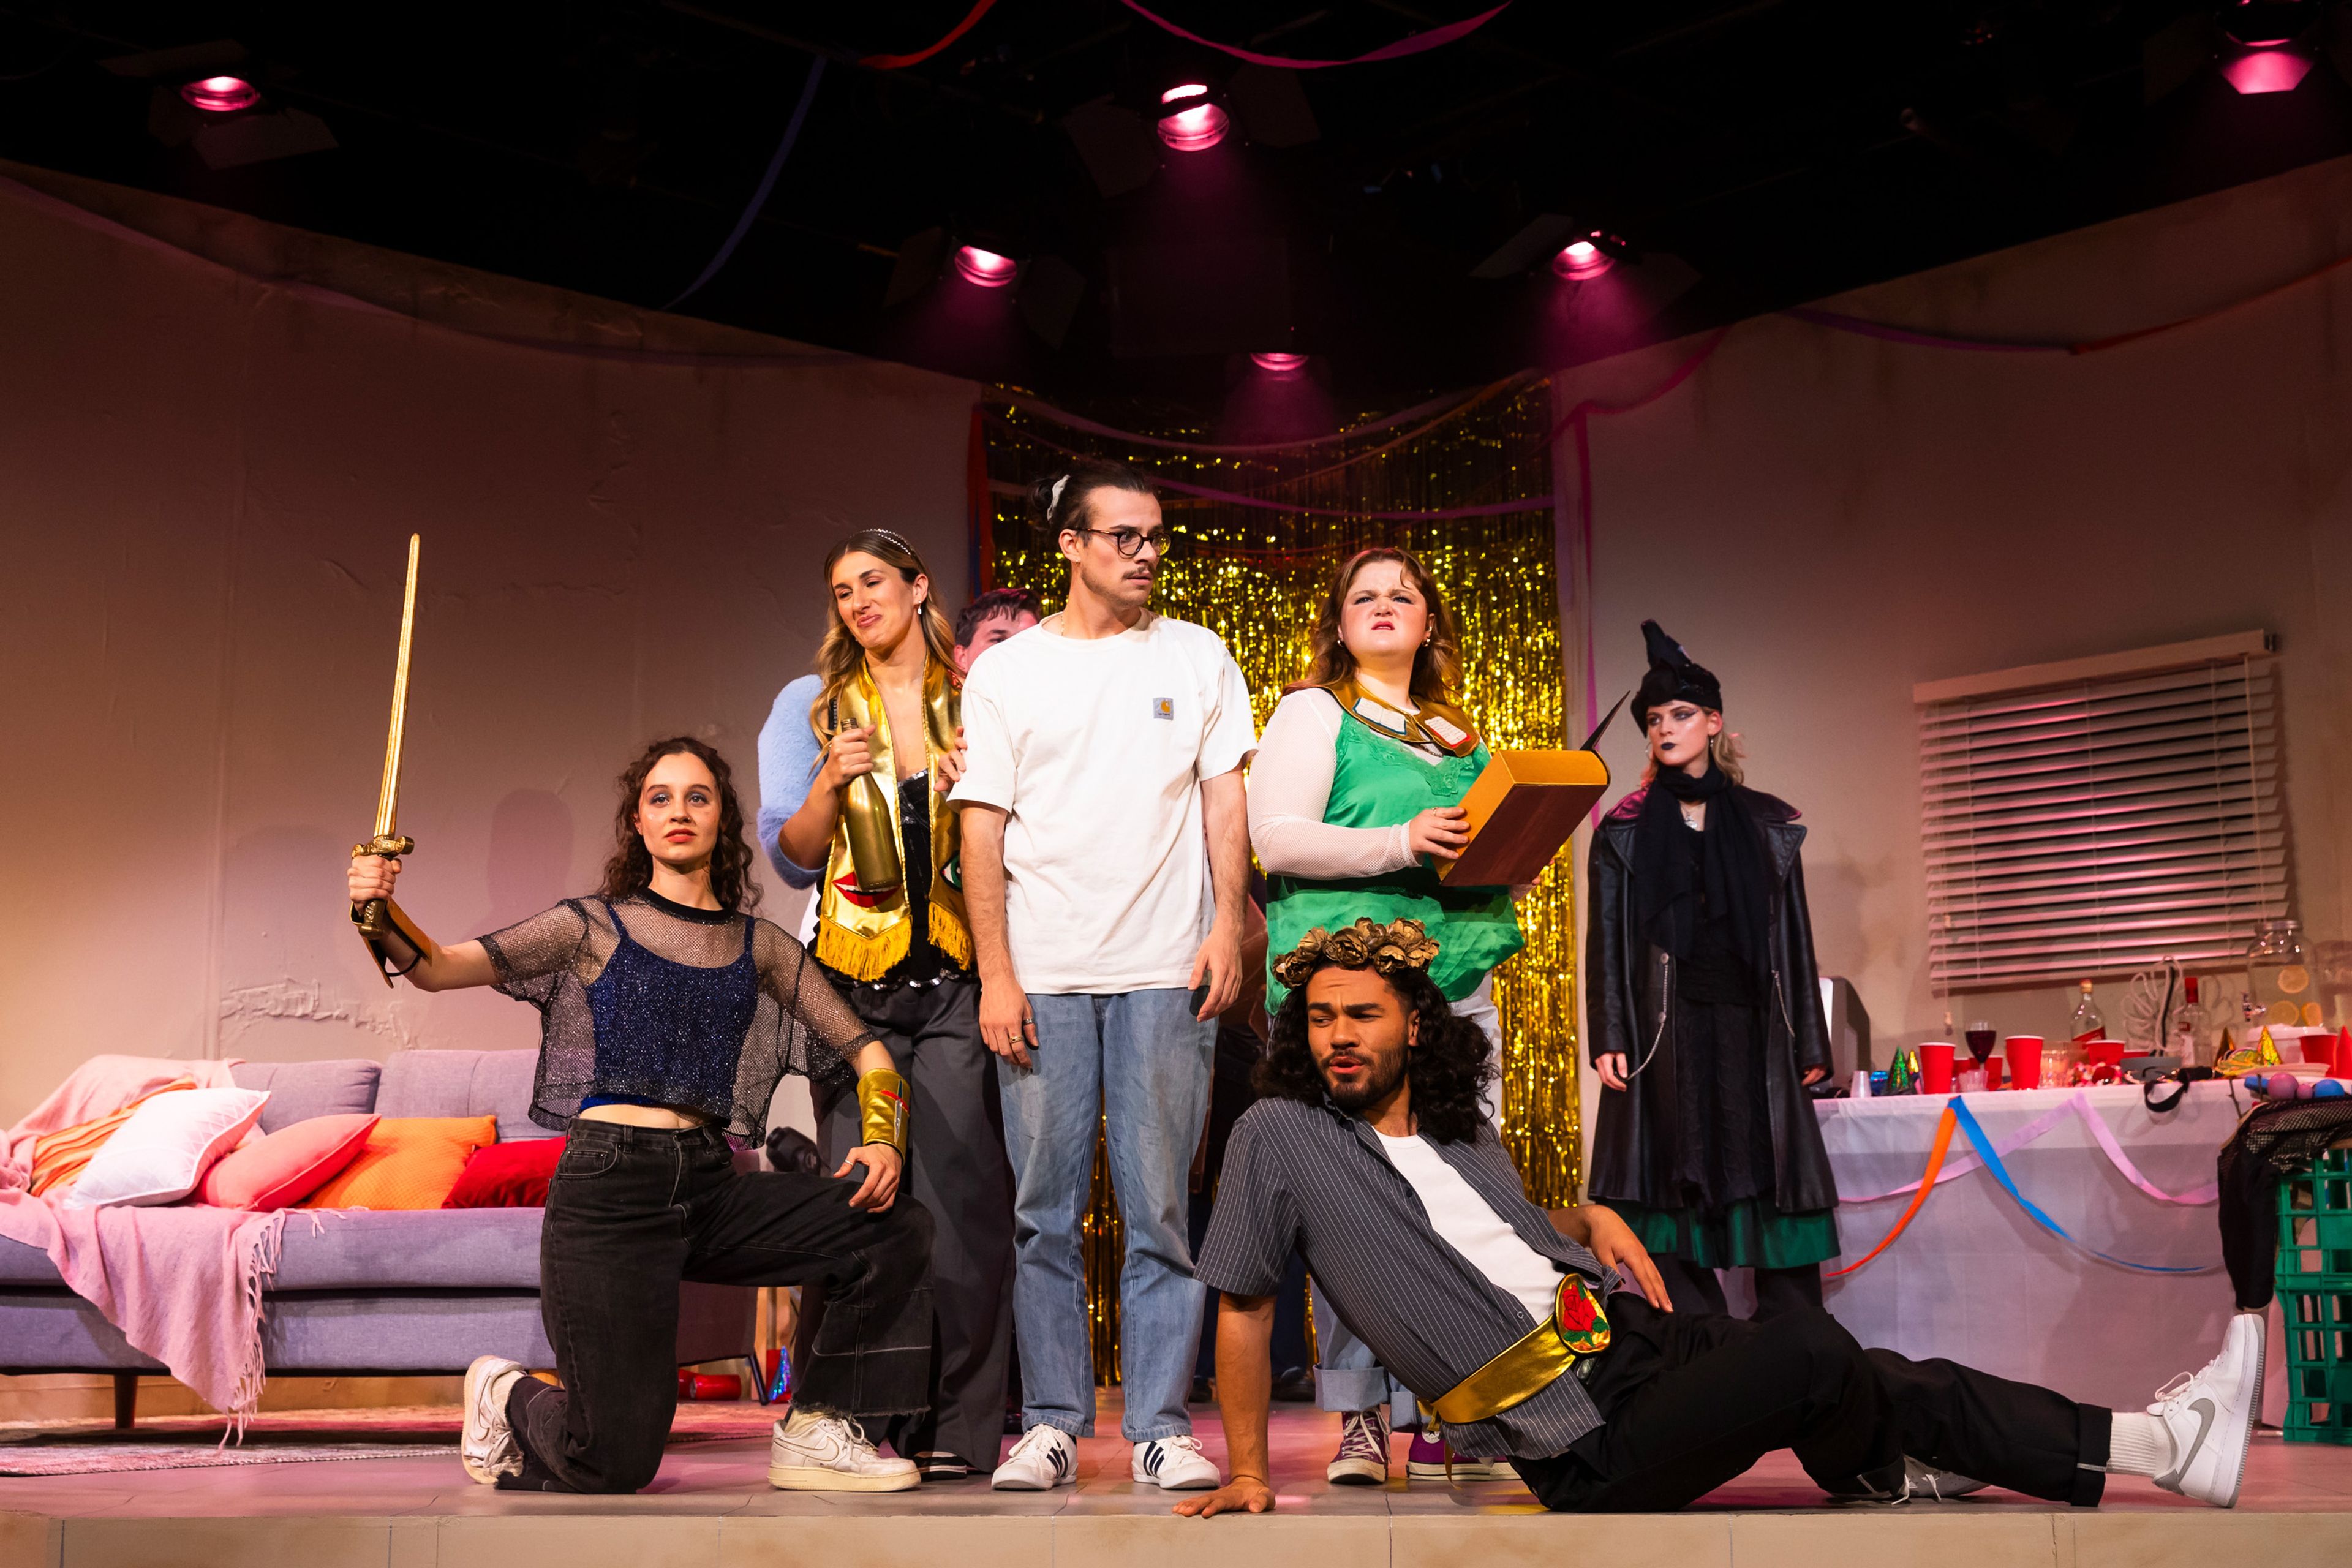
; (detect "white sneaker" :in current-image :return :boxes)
[767,1408,920,1492]
[1133,1434,1221,1490]
[1327,1406,1390,1485]
[991,1423,1077,1490]
[459,1355,526,1485]
[2148,1311,2263,1508]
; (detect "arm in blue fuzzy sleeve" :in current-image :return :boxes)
[756,674,827,889]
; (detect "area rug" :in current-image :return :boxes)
[0,1401,777,1474]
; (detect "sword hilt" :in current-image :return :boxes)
[350,835,415,938]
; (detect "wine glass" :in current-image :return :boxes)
[1964,1020,1997,1068]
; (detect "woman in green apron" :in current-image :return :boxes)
[1245,545,1524,1487]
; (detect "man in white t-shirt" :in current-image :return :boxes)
[1173,920,2266,1519]
[952,460,1257,1493]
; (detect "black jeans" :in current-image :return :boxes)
[1512,1296,2110,1512]
[807,974,1015,1469]
[506,1120,935,1494]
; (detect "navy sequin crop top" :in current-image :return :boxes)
[480,891,872,1139]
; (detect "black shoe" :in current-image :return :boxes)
[914,1452,973,1480]
[1003,1408,1025,1436]
[1188,1375,1213,1405]
[1270,1367,1316,1403]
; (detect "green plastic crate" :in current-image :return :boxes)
[2277,1151,2352,1444]
[2277,1148,2352,1287]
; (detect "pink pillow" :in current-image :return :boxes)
[199,1114,380,1210]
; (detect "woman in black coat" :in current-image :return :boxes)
[1585,622,1840,1320]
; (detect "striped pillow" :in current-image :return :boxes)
[29,1077,199,1196]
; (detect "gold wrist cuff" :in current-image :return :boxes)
[857,1068,910,1155]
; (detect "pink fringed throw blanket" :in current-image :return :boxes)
[0,1055,286,1426]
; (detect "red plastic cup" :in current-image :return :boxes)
[1985,1056,2005,1091]
[1921,1042,1957,1093]
[2007,1036,2045,1089]
[2087,1039,2126,1069]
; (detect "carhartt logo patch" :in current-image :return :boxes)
[1152,698,1175,720]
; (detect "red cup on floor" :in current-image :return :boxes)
[1920,1042,1957,1093]
[2007,1036,2045,1089]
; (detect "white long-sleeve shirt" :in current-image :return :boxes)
[1247,688,1449,880]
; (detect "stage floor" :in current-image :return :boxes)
[5,1393,2350,1567]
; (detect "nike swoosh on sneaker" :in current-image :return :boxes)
[2162,1397,2217,1487]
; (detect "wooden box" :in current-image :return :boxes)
[1438,750,1611,886]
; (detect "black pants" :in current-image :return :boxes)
[506,1120,935,1494]
[1512,1297,2110,1512]
[806,974,1015,1469]
[1656,1256,1823,1321]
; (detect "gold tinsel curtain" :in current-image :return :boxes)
[978,377,1581,1383]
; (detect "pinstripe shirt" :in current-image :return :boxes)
[1194,1095,1618,1460]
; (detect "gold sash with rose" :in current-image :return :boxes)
[813,662,971,981]
[1419,1275,1611,1438]
[1316,674,1483,758]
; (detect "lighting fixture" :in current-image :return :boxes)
[1551,238,1616,281]
[1251,353,1307,373]
[1156,83,1229,153]
[953,246,1020,288]
[181,75,259,113]
[2215,0,2322,93]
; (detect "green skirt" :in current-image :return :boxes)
[1615,1197,1841,1270]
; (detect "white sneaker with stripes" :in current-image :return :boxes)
[1132,1434,1220,1489]
[990,1423,1077,1490]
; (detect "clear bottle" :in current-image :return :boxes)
[2246,918,2313,1030]
[2170,974,2206,1066]
[2068,979,2105,1044]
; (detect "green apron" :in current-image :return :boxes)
[1265,710,1524,1011]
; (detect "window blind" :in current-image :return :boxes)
[1918,643,2285,992]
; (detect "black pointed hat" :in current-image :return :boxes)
[1634,620,1722,726]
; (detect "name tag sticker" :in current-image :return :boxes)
[1153,698,1175,720]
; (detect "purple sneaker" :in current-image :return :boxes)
[1404,1432,1512,1483]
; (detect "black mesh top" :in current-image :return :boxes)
[480,891,873,1138]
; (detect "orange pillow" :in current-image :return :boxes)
[298,1115,497,1210]
[29,1077,198,1196]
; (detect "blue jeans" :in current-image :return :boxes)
[1314,979,1504,1423]
[998,989,1214,1441]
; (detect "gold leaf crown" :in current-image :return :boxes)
[1272,917,1442,990]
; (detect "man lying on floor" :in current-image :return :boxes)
[1175,918,2262,1517]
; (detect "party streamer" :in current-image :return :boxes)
[1120,1,1510,68]
[1837,1090,2218,1206]
[861,0,1000,69]
[664,56,826,309]
[1946,1099,2215,1275]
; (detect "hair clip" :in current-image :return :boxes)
[1047,475,1071,514]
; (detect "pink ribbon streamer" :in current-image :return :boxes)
[1838,1089,2218,1206]
[1120,1,1511,69]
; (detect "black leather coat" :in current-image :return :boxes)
[1583,785,1838,1214]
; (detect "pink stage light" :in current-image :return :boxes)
[1251,352,1307,373]
[1552,239,1615,281]
[2220,48,2315,93]
[1157,84,1229,152]
[181,75,260,114]
[953,246,1020,287]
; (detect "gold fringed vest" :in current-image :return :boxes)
[812,662,973,982]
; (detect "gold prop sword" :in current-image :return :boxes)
[351,535,420,981]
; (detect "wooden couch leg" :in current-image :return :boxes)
[113,1373,137,1430]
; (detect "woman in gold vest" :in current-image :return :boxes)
[757,527,1014,1479]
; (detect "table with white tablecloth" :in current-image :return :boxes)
[1811,1082,2256,1416]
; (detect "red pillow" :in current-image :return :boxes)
[442,1137,567,1209]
